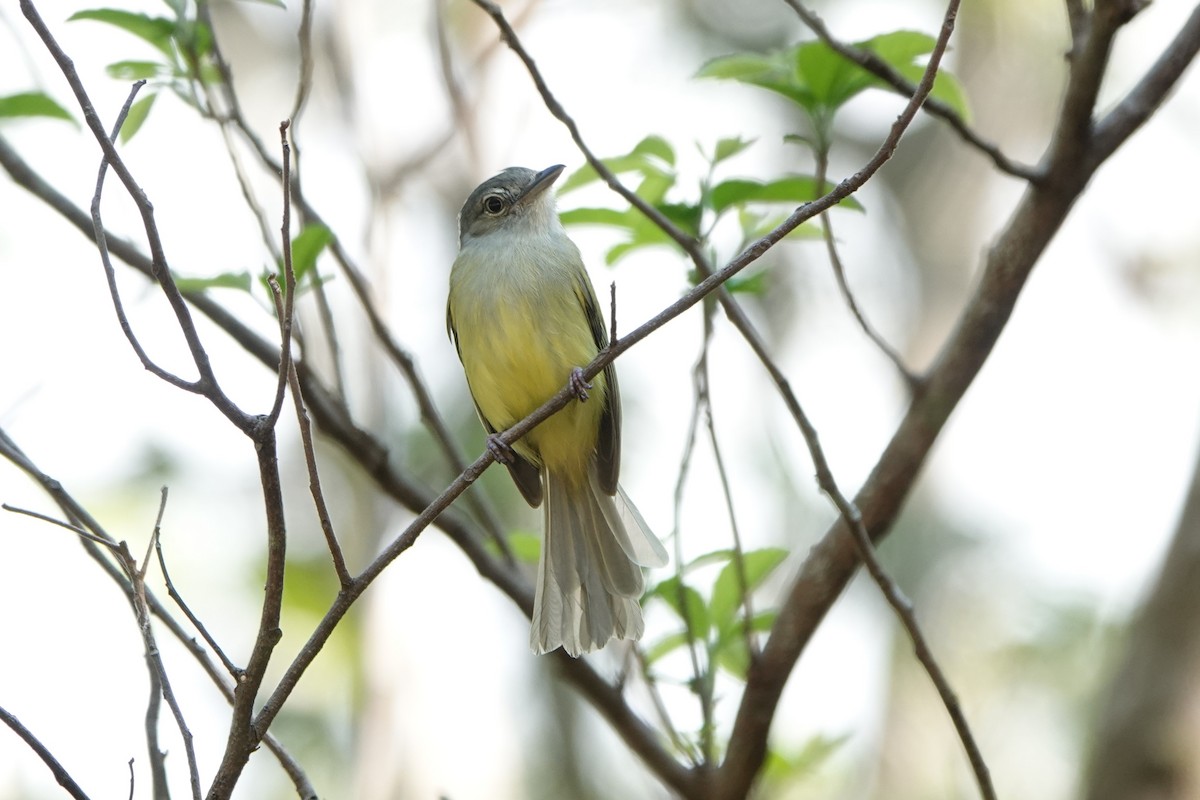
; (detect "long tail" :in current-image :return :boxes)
[531,462,668,656]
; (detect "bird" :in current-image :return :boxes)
[447,164,668,656]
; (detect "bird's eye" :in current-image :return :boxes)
[482,194,506,215]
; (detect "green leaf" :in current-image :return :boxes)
[859,31,970,118]
[862,30,936,66]
[709,547,788,635]
[710,175,863,214]
[289,224,333,285]
[559,207,635,229]
[631,134,675,167]
[763,734,851,783]
[173,271,253,293]
[897,63,970,119]
[727,271,768,295]
[644,631,692,666]
[106,60,167,81]
[0,92,77,125]
[650,576,710,637]
[700,32,970,139]
[712,136,755,165]
[119,92,157,143]
[794,39,873,112]
[712,609,778,679]
[70,10,178,59]
[683,549,737,572]
[697,52,807,108]
[560,135,676,194]
[656,202,702,237]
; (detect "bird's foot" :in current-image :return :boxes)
[486,434,516,465]
[569,367,591,402]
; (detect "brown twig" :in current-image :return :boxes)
[131,489,203,800]
[20,0,253,433]
[0,428,317,799]
[813,148,918,389]
[783,0,1042,182]
[0,705,91,800]
[716,1,1184,798]
[154,529,242,678]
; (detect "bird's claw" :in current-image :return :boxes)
[486,434,516,465]
[569,367,591,402]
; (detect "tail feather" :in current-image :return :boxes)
[531,463,666,656]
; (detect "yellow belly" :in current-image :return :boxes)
[451,268,605,480]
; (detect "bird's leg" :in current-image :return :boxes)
[569,367,591,402]
[486,434,516,465]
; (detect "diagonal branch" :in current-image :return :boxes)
[716,3,1198,799]
[782,0,1042,182]
[1090,2,1200,165]
[20,0,253,433]
[0,705,91,800]
[0,428,318,800]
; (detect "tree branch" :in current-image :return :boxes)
[716,3,1196,798]
[782,0,1041,182]
[0,705,91,800]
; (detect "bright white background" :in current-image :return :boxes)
[1,0,1198,798]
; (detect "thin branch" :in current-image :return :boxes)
[130,492,203,800]
[154,528,243,679]
[265,122,297,429]
[0,705,91,800]
[144,664,169,800]
[2,503,123,551]
[289,0,316,125]
[19,0,253,433]
[434,0,479,171]
[142,491,170,800]
[8,491,204,798]
[207,427,290,798]
[814,148,917,388]
[88,79,199,394]
[675,306,719,768]
[717,1,1191,798]
[704,405,758,661]
[782,0,1042,182]
[269,275,353,587]
[186,8,513,559]
[1089,2,1200,166]
[0,428,316,798]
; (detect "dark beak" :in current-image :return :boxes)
[516,164,565,205]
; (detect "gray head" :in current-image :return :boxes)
[457,164,565,247]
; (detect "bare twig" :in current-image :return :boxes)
[129,491,203,800]
[1089,3,1200,166]
[268,274,353,586]
[266,122,297,428]
[813,148,917,388]
[0,705,91,800]
[2,504,121,550]
[0,428,316,798]
[144,665,169,800]
[153,531,242,679]
[20,0,253,433]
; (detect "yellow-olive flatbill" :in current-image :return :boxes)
[447,165,668,656]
